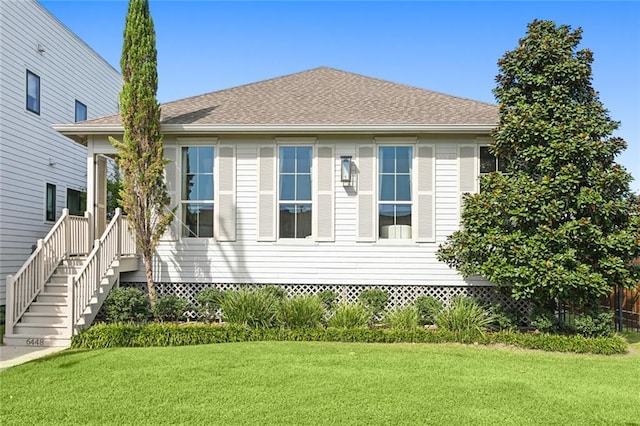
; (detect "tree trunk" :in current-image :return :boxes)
[143,254,157,305]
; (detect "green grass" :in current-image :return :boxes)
[2,342,639,425]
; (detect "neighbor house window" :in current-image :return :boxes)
[66,188,86,216]
[46,183,56,222]
[182,146,214,237]
[378,146,413,239]
[26,70,40,114]
[479,146,506,174]
[75,100,87,122]
[279,146,312,238]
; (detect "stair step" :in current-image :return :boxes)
[44,283,68,292]
[37,293,68,303]
[13,323,69,336]
[3,334,71,347]
[21,312,67,324]
[29,302,67,314]
[49,274,71,284]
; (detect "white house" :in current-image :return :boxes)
[56,67,521,306]
[5,67,528,347]
[0,0,121,305]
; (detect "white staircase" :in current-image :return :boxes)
[4,208,137,347]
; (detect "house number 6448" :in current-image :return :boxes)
[26,338,44,346]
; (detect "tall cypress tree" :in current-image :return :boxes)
[111,0,173,304]
[437,20,640,310]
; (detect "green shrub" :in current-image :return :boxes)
[262,285,287,300]
[152,295,191,322]
[277,296,325,328]
[531,307,560,333]
[487,303,522,331]
[195,287,224,323]
[414,296,442,325]
[358,289,389,321]
[435,297,494,340]
[328,303,371,329]
[220,289,278,328]
[573,310,614,338]
[385,306,419,331]
[317,290,339,312]
[104,287,151,323]
[72,323,628,355]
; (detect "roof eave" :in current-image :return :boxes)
[53,123,496,140]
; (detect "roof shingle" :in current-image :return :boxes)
[82,67,498,126]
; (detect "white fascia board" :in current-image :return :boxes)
[53,123,496,136]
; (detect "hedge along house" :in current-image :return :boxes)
[6,66,524,345]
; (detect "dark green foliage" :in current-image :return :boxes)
[277,296,325,328]
[220,289,279,328]
[573,310,614,337]
[385,306,420,331]
[414,296,443,325]
[262,285,287,300]
[152,295,191,322]
[435,297,494,340]
[530,306,561,334]
[72,323,628,355]
[486,303,523,331]
[317,290,339,311]
[358,289,389,321]
[437,20,640,310]
[109,0,173,304]
[328,303,371,328]
[195,287,224,323]
[106,165,123,219]
[104,287,151,323]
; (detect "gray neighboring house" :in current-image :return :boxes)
[0,0,121,305]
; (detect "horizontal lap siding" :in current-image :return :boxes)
[0,0,121,302]
[123,135,490,287]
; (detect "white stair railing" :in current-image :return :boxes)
[5,209,90,335]
[69,208,136,332]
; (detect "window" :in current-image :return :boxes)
[182,146,214,237]
[46,183,56,222]
[26,70,40,114]
[279,146,312,239]
[378,146,413,239]
[479,146,506,174]
[75,100,87,122]
[67,188,86,216]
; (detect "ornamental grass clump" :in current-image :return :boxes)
[328,303,371,329]
[195,287,224,323]
[414,295,442,325]
[277,296,325,328]
[385,306,420,332]
[435,297,494,341]
[220,289,279,328]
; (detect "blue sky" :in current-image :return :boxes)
[41,1,639,192]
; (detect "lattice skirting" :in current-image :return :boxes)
[122,282,530,316]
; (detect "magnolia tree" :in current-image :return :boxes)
[110,0,173,304]
[437,20,640,310]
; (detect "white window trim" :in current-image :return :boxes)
[176,138,219,239]
[276,143,315,241]
[374,138,417,243]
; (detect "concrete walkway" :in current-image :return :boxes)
[0,345,67,370]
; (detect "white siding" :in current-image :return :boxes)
[120,134,489,287]
[0,0,121,303]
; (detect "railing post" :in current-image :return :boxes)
[5,275,15,335]
[116,210,122,259]
[94,239,101,289]
[36,239,44,290]
[62,208,70,257]
[85,210,93,253]
[67,275,75,336]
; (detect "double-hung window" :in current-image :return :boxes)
[278,146,312,239]
[182,146,214,237]
[479,146,506,174]
[378,146,413,239]
[75,100,87,122]
[26,70,40,114]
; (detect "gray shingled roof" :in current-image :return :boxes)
[82,67,497,126]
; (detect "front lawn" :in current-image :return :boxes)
[1,342,638,425]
